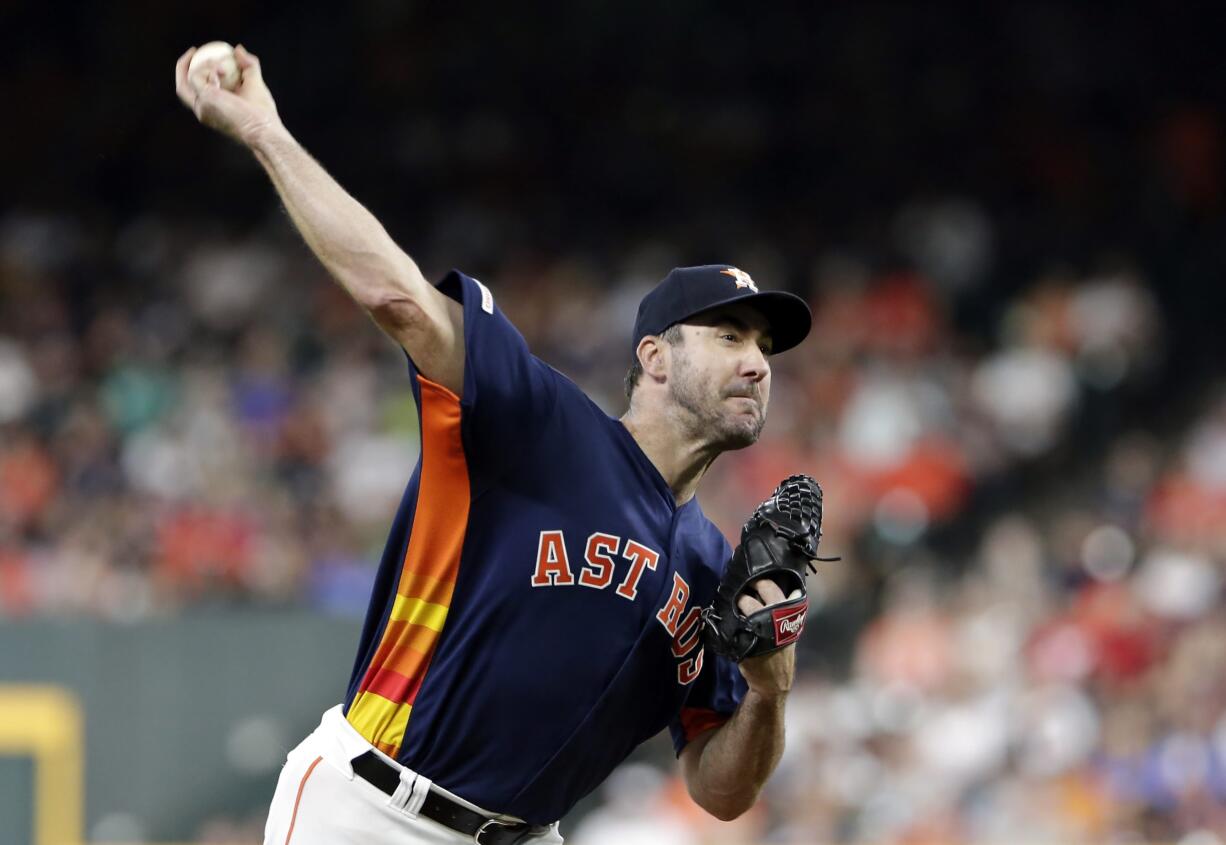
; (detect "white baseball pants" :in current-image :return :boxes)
[262,705,564,845]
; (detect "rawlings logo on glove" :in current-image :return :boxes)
[772,605,807,646]
[701,474,834,662]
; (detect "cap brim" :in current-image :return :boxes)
[686,290,812,355]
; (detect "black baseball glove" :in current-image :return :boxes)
[701,474,832,662]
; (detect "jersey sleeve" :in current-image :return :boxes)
[406,270,559,482]
[668,649,748,756]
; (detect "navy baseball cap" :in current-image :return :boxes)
[632,265,812,355]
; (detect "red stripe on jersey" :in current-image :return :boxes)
[363,665,426,705]
[679,706,729,742]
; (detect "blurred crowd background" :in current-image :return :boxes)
[3,3,1226,844]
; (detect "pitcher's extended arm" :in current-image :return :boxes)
[174,45,463,393]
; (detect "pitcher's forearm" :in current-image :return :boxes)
[684,689,786,820]
[248,123,427,310]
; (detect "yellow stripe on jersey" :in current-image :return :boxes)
[348,690,413,749]
[389,594,449,632]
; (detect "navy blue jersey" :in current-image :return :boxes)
[342,270,746,824]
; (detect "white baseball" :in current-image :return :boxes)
[188,41,241,92]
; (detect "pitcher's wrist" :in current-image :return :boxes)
[246,119,292,156]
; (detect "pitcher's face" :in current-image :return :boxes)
[667,304,773,451]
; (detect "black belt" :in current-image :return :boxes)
[351,750,545,845]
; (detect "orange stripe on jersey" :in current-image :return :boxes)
[347,376,470,757]
[398,570,457,603]
[375,739,401,757]
[382,642,433,692]
[679,707,729,742]
[365,621,439,671]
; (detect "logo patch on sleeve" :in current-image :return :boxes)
[771,602,808,647]
[473,278,495,315]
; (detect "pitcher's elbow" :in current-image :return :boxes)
[367,291,426,333]
[691,788,757,822]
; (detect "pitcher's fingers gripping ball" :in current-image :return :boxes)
[702,475,834,661]
[187,41,241,91]
[175,43,279,143]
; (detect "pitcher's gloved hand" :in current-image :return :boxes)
[701,475,834,662]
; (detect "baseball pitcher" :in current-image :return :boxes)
[175,44,830,845]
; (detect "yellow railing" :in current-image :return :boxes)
[0,684,84,845]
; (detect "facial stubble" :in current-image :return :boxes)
[668,345,767,451]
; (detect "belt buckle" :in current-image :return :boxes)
[474,818,522,845]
